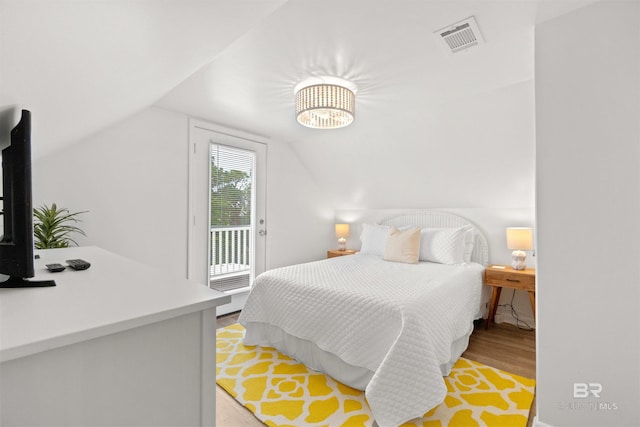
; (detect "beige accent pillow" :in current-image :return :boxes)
[383,226,421,264]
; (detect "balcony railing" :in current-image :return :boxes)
[210,226,251,279]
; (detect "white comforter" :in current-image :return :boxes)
[239,254,484,427]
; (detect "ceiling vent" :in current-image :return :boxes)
[434,16,484,55]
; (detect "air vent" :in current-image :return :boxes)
[434,16,484,55]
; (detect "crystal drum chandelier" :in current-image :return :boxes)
[295,77,356,129]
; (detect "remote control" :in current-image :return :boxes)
[46,263,66,272]
[66,259,91,271]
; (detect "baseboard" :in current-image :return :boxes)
[533,416,554,427]
[494,310,536,329]
[216,290,249,316]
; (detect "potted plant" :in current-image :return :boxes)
[33,203,87,249]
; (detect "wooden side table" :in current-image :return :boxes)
[327,249,357,259]
[484,265,536,329]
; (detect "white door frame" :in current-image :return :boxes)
[187,119,267,312]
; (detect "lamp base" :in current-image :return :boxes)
[511,250,527,270]
[337,237,346,251]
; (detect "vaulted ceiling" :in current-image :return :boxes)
[1,0,596,208]
[0,0,287,157]
[159,0,539,139]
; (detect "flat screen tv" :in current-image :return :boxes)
[0,110,55,287]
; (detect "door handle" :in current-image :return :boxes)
[259,229,267,236]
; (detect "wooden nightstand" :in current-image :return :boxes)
[484,265,536,329]
[327,249,357,259]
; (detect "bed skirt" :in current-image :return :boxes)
[242,321,473,391]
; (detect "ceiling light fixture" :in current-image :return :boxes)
[295,77,356,129]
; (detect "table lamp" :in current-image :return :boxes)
[335,223,350,251]
[506,227,533,270]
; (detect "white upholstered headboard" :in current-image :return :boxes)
[379,211,490,266]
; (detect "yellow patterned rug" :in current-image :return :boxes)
[216,324,535,427]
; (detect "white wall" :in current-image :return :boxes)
[292,79,536,211]
[33,106,332,281]
[535,1,640,426]
[265,137,335,268]
[33,107,190,278]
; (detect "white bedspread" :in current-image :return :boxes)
[239,254,484,427]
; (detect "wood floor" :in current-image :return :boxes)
[215,313,536,427]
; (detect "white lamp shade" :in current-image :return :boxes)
[506,227,533,250]
[335,223,350,238]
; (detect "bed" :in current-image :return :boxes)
[239,211,489,427]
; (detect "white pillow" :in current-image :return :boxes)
[419,225,473,264]
[359,223,390,257]
[463,226,475,263]
[384,226,421,264]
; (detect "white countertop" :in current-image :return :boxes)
[0,246,230,362]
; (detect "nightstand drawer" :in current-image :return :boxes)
[484,269,534,290]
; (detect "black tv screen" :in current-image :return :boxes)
[0,110,55,287]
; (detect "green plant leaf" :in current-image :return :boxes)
[33,203,88,249]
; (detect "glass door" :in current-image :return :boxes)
[188,120,266,315]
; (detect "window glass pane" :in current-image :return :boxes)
[210,144,255,289]
[211,145,254,227]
